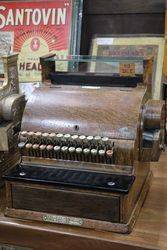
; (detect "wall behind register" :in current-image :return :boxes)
[80,0,165,54]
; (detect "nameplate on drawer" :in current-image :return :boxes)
[43,214,83,226]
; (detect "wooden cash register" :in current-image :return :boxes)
[3,55,165,233]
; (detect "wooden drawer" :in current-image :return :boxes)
[11,183,120,223]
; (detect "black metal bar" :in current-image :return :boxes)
[50,72,142,87]
[3,164,135,194]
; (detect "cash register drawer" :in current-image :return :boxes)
[11,183,120,223]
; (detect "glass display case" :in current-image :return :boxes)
[41,55,147,88]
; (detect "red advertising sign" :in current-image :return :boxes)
[0,0,73,82]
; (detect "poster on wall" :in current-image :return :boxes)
[0,0,83,82]
[91,35,165,100]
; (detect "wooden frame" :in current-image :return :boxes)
[91,35,165,99]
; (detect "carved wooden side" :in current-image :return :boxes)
[143,58,154,99]
[140,99,165,161]
[121,162,150,223]
[0,54,26,184]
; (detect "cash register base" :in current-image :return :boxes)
[5,159,152,234]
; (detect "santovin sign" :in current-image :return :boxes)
[0,6,67,28]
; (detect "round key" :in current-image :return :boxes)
[99,149,106,163]
[83,148,90,162]
[46,145,53,158]
[25,143,33,156]
[61,146,68,160]
[79,135,86,141]
[64,134,71,140]
[49,133,56,139]
[83,148,90,154]
[27,131,35,137]
[18,142,26,149]
[91,149,98,155]
[61,146,68,153]
[40,144,46,158]
[53,145,60,159]
[87,136,94,141]
[35,132,42,137]
[42,133,49,138]
[99,149,105,156]
[94,136,101,141]
[76,147,82,161]
[25,143,32,149]
[76,148,82,154]
[46,145,53,151]
[54,146,61,152]
[20,131,28,137]
[71,135,78,140]
[40,145,46,151]
[56,133,63,139]
[18,142,26,155]
[33,144,40,157]
[102,137,109,143]
[33,144,40,150]
[69,147,75,153]
[106,149,114,158]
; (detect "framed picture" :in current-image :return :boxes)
[91,35,165,99]
[0,0,83,82]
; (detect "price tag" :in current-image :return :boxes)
[120,63,136,76]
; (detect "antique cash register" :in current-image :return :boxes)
[4,56,165,233]
[0,53,25,185]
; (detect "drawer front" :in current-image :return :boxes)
[12,184,120,223]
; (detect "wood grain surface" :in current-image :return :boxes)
[21,86,146,140]
[0,152,166,250]
[84,0,165,14]
[11,184,120,222]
